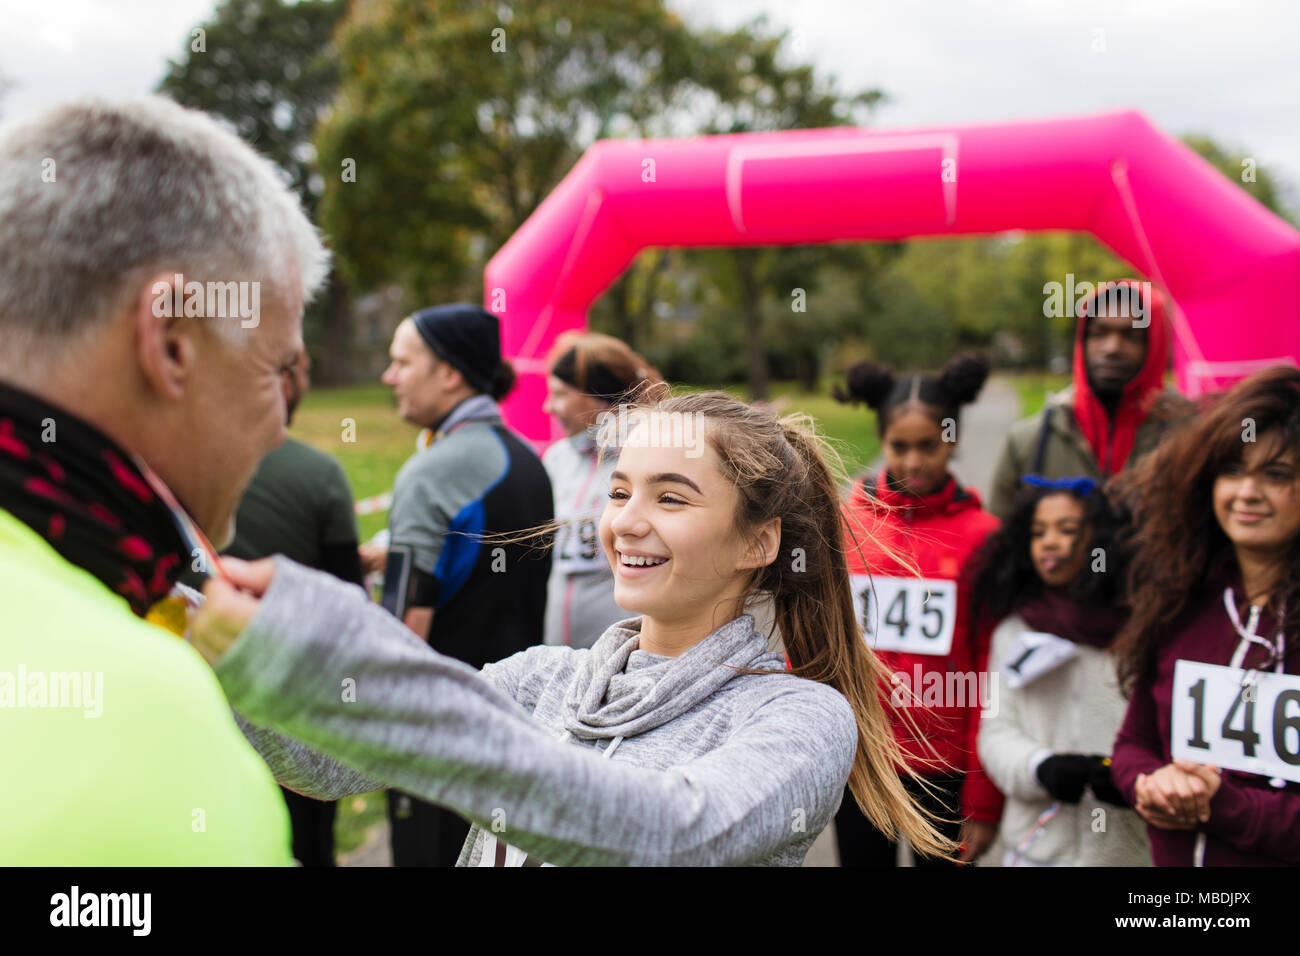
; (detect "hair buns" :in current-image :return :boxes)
[937,353,990,406]
[833,361,896,409]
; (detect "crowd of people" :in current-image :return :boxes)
[3,96,1298,868]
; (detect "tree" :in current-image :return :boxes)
[316,0,706,306]
[317,1,890,398]
[685,17,885,398]
[1182,135,1295,226]
[157,0,352,380]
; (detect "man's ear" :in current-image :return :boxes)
[135,272,199,401]
[437,359,468,394]
[739,517,781,571]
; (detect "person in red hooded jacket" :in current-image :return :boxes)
[988,279,1190,519]
[832,353,1004,865]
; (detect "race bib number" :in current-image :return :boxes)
[477,832,554,868]
[850,574,956,656]
[1000,631,1078,689]
[1171,660,1300,784]
[552,512,604,574]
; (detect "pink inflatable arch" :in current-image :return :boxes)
[483,110,1300,445]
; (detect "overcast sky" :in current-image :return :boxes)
[2,0,1296,208]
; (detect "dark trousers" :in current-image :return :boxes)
[280,785,337,867]
[834,773,965,867]
[387,790,474,867]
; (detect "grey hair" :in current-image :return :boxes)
[0,95,329,366]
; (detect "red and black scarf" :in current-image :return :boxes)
[0,381,188,617]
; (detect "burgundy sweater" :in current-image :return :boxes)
[1111,562,1299,866]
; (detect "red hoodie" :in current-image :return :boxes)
[1072,280,1171,476]
[842,471,1004,824]
[1111,559,1300,866]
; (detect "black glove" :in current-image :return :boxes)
[1089,758,1129,807]
[1035,753,1096,803]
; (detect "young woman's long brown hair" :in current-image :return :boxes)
[1112,365,1300,695]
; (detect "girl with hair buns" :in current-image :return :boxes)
[542,331,663,649]
[188,388,958,866]
[832,353,1004,865]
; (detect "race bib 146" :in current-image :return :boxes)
[1171,660,1300,784]
[849,574,956,657]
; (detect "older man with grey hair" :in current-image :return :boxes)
[0,96,328,864]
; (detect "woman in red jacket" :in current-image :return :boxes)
[1111,366,1300,866]
[833,353,1004,866]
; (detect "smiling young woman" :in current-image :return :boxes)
[189,389,956,866]
[1110,365,1300,866]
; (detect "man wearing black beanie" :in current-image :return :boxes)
[377,303,553,867]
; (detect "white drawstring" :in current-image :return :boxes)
[1194,591,1286,865]
[1223,588,1283,672]
[561,728,625,760]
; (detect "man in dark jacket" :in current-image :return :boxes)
[378,303,553,866]
[989,280,1189,518]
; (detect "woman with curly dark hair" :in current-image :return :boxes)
[1110,365,1300,866]
[970,477,1150,865]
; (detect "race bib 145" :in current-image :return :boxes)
[850,574,956,657]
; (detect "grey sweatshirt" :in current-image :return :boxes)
[215,557,858,866]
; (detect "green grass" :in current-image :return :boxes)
[287,378,879,858]
[331,791,390,859]
[1010,372,1070,418]
[289,380,883,534]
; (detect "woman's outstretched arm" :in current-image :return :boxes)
[231,710,386,801]
[203,557,857,866]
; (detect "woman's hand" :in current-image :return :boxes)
[191,557,278,666]
[1134,761,1220,829]
[958,819,998,864]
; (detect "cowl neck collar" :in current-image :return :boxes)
[561,613,780,740]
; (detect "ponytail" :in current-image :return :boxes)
[777,421,959,860]
[489,360,516,401]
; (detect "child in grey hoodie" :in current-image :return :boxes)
[197,392,959,866]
